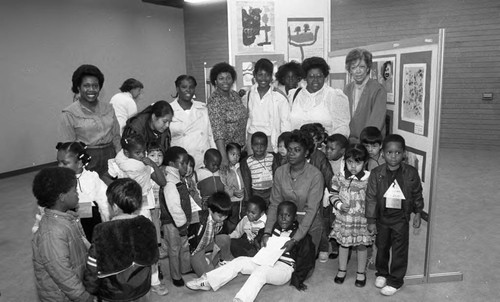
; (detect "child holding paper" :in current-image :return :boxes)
[186,201,315,302]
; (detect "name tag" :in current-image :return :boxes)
[384,180,405,209]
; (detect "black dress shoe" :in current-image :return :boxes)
[329,252,339,259]
[173,278,185,287]
[355,272,366,287]
[334,269,347,284]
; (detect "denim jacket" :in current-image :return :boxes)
[365,163,424,224]
[32,209,92,302]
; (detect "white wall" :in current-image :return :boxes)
[0,0,186,173]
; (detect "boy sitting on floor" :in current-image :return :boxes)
[186,200,316,302]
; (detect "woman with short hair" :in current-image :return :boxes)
[344,48,387,143]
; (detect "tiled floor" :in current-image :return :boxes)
[0,148,498,302]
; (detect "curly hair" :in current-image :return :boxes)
[383,134,406,151]
[55,141,92,167]
[287,129,315,159]
[302,57,330,77]
[275,61,303,85]
[71,64,104,94]
[32,167,76,208]
[345,48,373,73]
[210,62,237,86]
[163,146,188,165]
[119,78,144,92]
[106,178,143,214]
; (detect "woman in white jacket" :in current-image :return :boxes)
[169,75,216,170]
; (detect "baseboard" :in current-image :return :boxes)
[0,162,57,179]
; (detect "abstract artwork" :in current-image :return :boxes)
[287,18,324,62]
[237,1,275,52]
[373,56,396,103]
[401,63,426,125]
[398,51,431,136]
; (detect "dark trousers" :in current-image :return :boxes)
[319,205,338,253]
[375,217,409,289]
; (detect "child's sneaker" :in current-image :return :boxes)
[318,251,329,263]
[374,276,387,288]
[186,274,211,291]
[151,283,169,296]
[381,285,400,296]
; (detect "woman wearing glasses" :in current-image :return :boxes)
[288,57,350,137]
[344,49,387,143]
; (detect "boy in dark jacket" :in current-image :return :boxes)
[186,201,316,302]
[366,134,423,296]
[83,178,164,301]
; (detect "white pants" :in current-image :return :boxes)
[206,256,294,302]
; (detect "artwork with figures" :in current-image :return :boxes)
[373,56,396,103]
[235,54,285,89]
[405,146,426,182]
[237,1,275,52]
[287,17,324,62]
[402,63,426,125]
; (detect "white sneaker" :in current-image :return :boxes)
[380,285,400,296]
[186,274,211,291]
[374,276,387,288]
[318,251,329,263]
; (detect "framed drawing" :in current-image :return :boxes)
[329,72,347,90]
[237,1,275,53]
[373,55,396,104]
[398,51,432,136]
[287,17,324,62]
[405,146,426,182]
[234,54,285,90]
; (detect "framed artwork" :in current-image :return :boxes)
[373,55,396,103]
[329,72,347,90]
[234,54,285,89]
[287,17,324,62]
[398,51,432,136]
[405,146,426,182]
[237,1,275,53]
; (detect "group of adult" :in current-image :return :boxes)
[59,47,387,260]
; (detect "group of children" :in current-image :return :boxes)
[31,120,423,301]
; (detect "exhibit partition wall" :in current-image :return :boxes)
[329,30,463,285]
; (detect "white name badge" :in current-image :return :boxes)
[384,180,405,209]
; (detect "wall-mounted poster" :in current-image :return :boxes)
[405,146,426,182]
[398,51,431,137]
[235,54,285,90]
[373,56,396,104]
[329,72,347,90]
[287,17,324,62]
[237,1,275,53]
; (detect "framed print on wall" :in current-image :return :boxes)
[373,55,396,104]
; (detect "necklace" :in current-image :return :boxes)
[289,165,306,182]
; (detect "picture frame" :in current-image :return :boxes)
[287,17,324,62]
[373,55,396,104]
[405,146,426,182]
